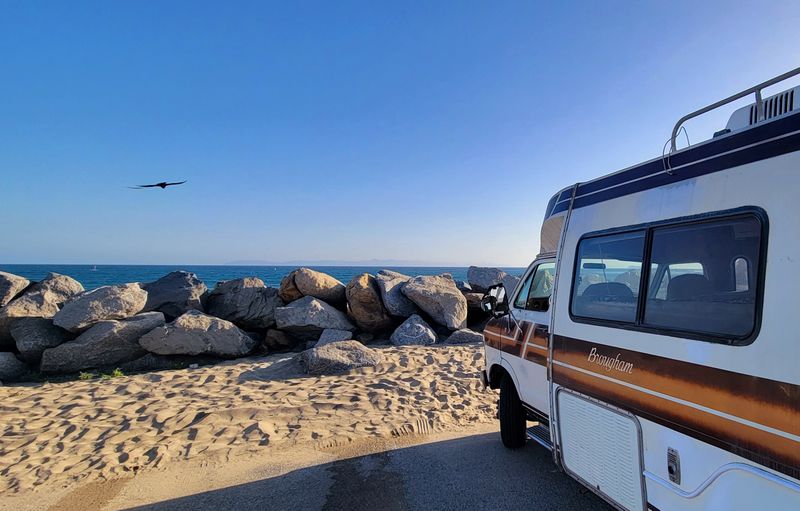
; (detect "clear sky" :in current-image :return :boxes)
[1,1,799,266]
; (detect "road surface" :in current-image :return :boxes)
[112,427,612,511]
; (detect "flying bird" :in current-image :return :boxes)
[129,180,187,189]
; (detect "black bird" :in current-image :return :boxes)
[129,180,187,189]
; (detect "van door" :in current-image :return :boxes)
[504,259,556,415]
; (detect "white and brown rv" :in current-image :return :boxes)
[481,68,800,511]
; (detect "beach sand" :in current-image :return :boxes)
[0,344,496,501]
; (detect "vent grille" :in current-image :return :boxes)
[749,90,795,124]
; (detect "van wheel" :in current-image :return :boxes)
[499,375,526,448]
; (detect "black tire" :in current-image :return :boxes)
[499,375,527,449]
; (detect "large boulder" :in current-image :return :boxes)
[10,317,74,363]
[345,273,393,332]
[138,310,257,358]
[315,328,353,347]
[0,273,84,346]
[0,352,28,381]
[389,314,437,346]
[205,277,282,330]
[40,312,165,373]
[53,283,147,333]
[142,271,207,318]
[275,296,354,341]
[501,274,521,296]
[444,328,483,344]
[0,271,30,307]
[278,271,304,303]
[467,266,512,293]
[401,275,467,330]
[298,340,382,375]
[279,268,346,305]
[374,270,418,317]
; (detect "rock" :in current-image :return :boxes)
[263,328,299,351]
[463,292,484,311]
[40,312,165,373]
[139,310,257,358]
[298,340,382,375]
[10,317,74,363]
[467,266,511,293]
[389,314,437,346]
[501,274,521,296]
[205,277,282,330]
[374,270,418,317]
[0,352,27,381]
[278,270,304,303]
[444,328,483,344]
[0,273,84,346]
[316,328,353,347]
[454,280,472,293]
[345,273,393,332]
[275,296,354,341]
[401,275,467,330]
[294,268,346,304]
[53,283,147,333]
[142,271,207,318]
[0,271,30,307]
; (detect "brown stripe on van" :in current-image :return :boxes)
[482,318,531,358]
[524,346,548,366]
[552,336,800,437]
[553,362,800,480]
[529,323,549,349]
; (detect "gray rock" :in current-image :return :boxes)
[142,271,207,318]
[53,283,147,333]
[444,328,483,344]
[501,274,521,297]
[0,273,84,346]
[0,271,30,307]
[275,296,354,341]
[374,270,418,317]
[40,312,165,373]
[263,329,299,351]
[205,277,282,330]
[389,314,437,346]
[345,273,392,332]
[0,352,27,381]
[315,328,353,347]
[467,266,511,293]
[10,317,74,363]
[401,275,468,330]
[139,310,257,358]
[454,280,472,293]
[298,340,382,375]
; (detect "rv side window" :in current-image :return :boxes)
[571,231,645,323]
[525,262,556,312]
[643,216,762,339]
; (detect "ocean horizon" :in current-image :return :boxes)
[0,264,526,291]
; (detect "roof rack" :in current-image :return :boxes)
[670,67,800,153]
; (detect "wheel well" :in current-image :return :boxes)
[488,364,510,390]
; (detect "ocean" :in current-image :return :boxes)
[0,265,525,291]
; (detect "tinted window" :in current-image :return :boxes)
[513,271,534,309]
[524,262,555,312]
[571,231,645,323]
[643,216,761,338]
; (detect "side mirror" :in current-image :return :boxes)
[481,283,510,318]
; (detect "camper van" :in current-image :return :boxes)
[480,68,800,511]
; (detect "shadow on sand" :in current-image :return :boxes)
[124,432,612,511]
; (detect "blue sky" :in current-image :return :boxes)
[1,1,799,266]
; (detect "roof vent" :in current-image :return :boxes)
[725,86,799,133]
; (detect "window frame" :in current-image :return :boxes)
[568,206,768,346]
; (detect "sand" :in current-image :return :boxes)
[0,344,496,497]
